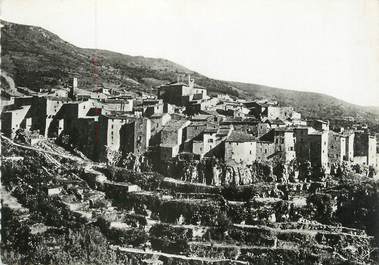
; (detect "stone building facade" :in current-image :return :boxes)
[224,131,256,165]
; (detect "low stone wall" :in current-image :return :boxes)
[162,178,221,194]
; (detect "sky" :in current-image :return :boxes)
[1,0,379,106]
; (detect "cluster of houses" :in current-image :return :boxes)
[2,76,378,172]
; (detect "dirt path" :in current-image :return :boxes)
[1,135,83,162]
[110,245,248,264]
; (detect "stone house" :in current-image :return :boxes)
[159,119,191,161]
[158,76,207,106]
[294,127,329,168]
[1,105,31,138]
[192,128,219,158]
[224,131,257,165]
[256,141,276,162]
[354,131,377,166]
[101,98,133,112]
[96,114,151,161]
[260,127,296,163]
[328,131,346,165]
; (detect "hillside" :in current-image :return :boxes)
[1,19,378,124]
[230,82,379,123]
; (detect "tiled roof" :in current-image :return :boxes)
[274,127,294,132]
[204,128,218,134]
[191,114,211,121]
[217,126,232,136]
[162,119,189,131]
[226,131,256,142]
[161,82,188,87]
[267,118,286,125]
[103,113,135,120]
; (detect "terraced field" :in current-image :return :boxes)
[1,138,377,264]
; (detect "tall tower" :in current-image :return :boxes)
[69,77,78,100]
[187,74,194,88]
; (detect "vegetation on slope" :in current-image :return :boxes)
[2,19,378,123]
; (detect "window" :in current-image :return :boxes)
[250,151,252,154]
[264,149,267,154]
[281,139,284,144]
[208,139,213,143]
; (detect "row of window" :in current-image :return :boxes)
[231,150,253,155]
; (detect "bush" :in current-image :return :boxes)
[306,193,335,225]
[158,199,222,225]
[104,166,165,191]
[150,224,192,254]
[109,228,148,247]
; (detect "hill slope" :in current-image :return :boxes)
[1,19,378,124]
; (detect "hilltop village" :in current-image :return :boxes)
[1,76,379,264]
[2,76,378,178]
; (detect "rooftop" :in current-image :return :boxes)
[267,118,286,125]
[150,113,168,119]
[274,127,294,132]
[216,126,232,137]
[102,113,135,120]
[221,117,259,125]
[191,114,213,121]
[226,131,256,143]
[203,128,218,134]
[160,81,188,87]
[101,99,131,104]
[162,119,190,131]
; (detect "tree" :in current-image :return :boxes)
[105,146,122,166]
[368,166,377,178]
[306,193,335,224]
[298,161,312,182]
[14,128,31,144]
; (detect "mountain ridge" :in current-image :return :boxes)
[1,19,378,125]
